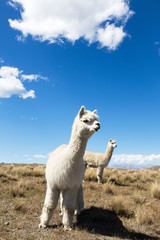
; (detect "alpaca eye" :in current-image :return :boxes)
[83,119,89,123]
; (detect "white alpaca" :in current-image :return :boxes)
[39,106,100,230]
[84,139,117,184]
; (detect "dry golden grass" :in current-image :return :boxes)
[103,183,115,195]
[17,179,35,190]
[85,168,156,189]
[9,185,26,198]
[110,195,134,218]
[0,163,160,240]
[135,207,153,225]
[14,199,27,213]
[89,182,98,190]
[151,181,160,199]
[84,168,97,182]
[0,163,45,179]
[133,192,146,204]
[10,165,45,177]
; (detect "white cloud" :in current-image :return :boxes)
[8,0,133,50]
[21,90,35,99]
[7,0,19,10]
[16,35,26,42]
[24,154,48,160]
[112,154,160,165]
[97,23,126,50]
[33,154,48,159]
[0,66,47,99]
[0,66,35,99]
[21,74,48,82]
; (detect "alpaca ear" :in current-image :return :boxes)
[93,110,97,114]
[110,139,112,142]
[79,106,85,118]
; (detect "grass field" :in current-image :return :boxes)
[0,163,160,240]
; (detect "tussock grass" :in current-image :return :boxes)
[8,178,34,198]
[85,167,159,188]
[133,192,146,204]
[103,168,114,179]
[85,168,97,182]
[103,183,115,195]
[17,179,35,190]
[14,200,27,213]
[10,185,25,198]
[89,182,98,190]
[134,183,146,190]
[111,196,134,218]
[135,207,153,225]
[0,172,8,178]
[0,168,17,182]
[30,165,45,177]
[9,178,43,199]
[151,181,160,199]
[10,165,45,177]
[0,164,45,178]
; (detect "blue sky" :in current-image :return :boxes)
[0,0,160,166]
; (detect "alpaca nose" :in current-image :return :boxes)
[96,122,100,129]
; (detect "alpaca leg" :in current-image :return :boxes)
[62,189,78,230]
[97,166,104,184]
[59,192,63,216]
[39,187,60,228]
[75,184,84,215]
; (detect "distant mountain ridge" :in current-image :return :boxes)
[108,164,157,170]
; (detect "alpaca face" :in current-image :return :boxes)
[109,139,117,149]
[76,106,100,138]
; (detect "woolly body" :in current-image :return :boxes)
[46,144,85,190]
[84,139,117,183]
[39,106,100,230]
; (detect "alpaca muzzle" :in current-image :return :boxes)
[95,122,100,131]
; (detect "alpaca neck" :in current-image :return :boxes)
[68,127,88,160]
[104,145,113,164]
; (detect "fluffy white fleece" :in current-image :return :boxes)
[84,139,117,184]
[39,106,100,230]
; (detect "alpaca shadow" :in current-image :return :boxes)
[48,224,59,229]
[76,207,159,240]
